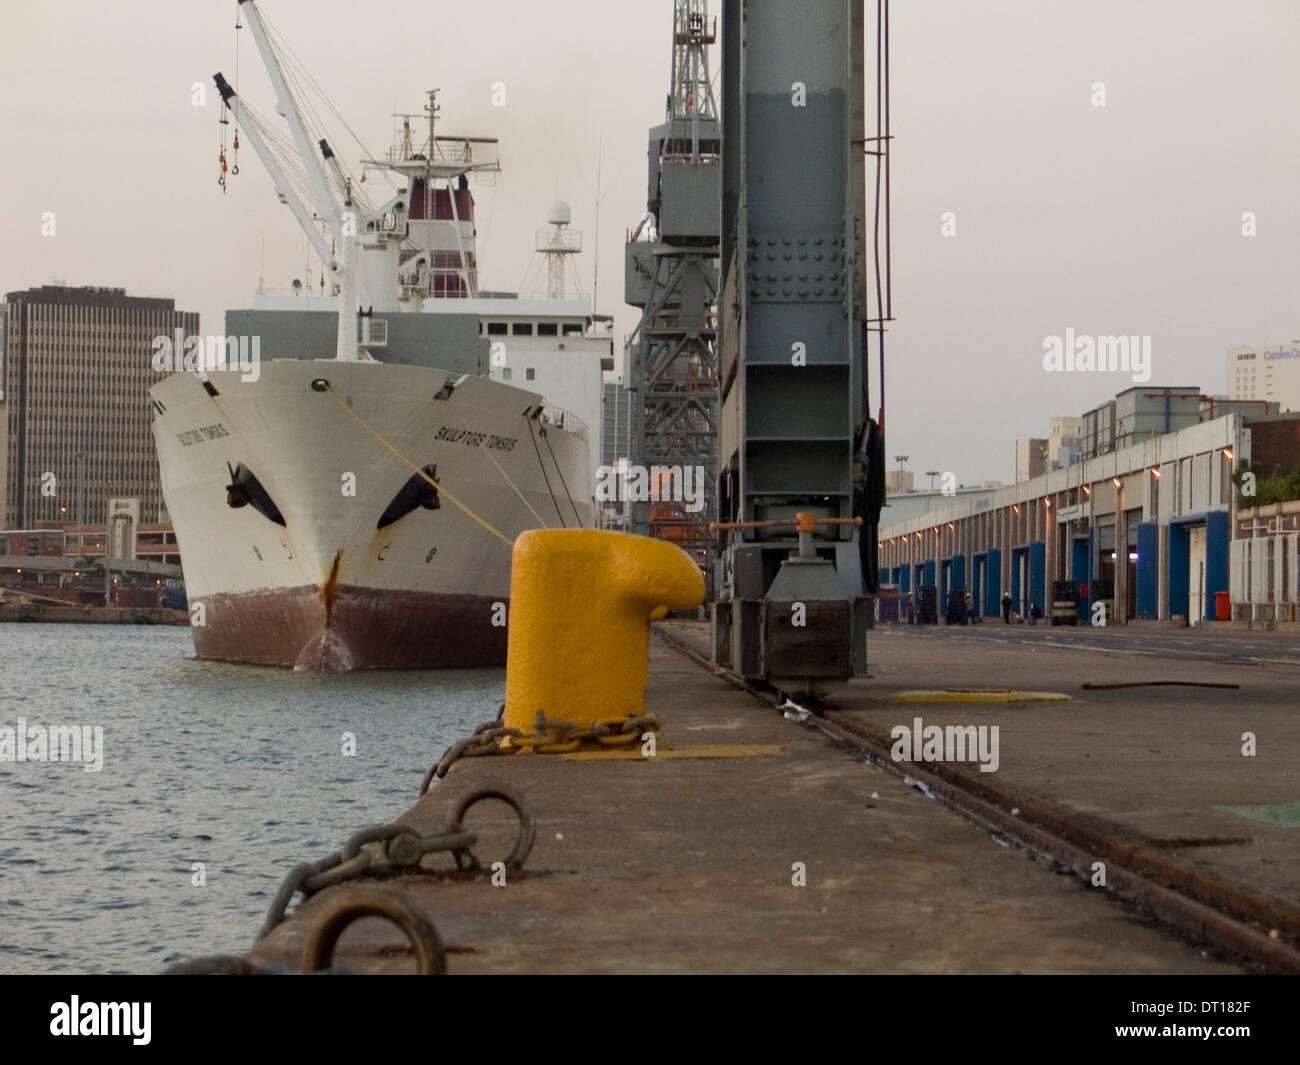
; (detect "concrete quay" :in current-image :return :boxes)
[243,620,1300,974]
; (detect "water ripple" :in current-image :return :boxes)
[0,624,501,974]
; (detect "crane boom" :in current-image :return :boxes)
[212,73,338,290]
[235,0,360,360]
[236,0,343,241]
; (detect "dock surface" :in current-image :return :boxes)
[244,620,1300,973]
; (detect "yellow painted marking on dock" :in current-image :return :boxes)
[889,689,1072,703]
[561,744,787,762]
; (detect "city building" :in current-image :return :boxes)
[881,384,1300,626]
[0,517,179,566]
[1016,419,1082,482]
[1229,411,1300,624]
[1228,340,1300,410]
[1045,416,1083,466]
[1,284,198,529]
[601,381,634,471]
[1015,438,1047,482]
[884,469,914,493]
[0,516,183,607]
[598,382,635,529]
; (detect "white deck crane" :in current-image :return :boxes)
[217,0,362,360]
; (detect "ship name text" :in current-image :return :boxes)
[175,424,231,447]
[435,426,518,452]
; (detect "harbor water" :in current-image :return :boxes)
[0,623,499,975]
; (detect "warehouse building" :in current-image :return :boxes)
[880,387,1300,625]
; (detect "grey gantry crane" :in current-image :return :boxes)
[710,0,890,699]
[624,0,722,557]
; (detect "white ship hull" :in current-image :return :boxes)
[150,359,591,670]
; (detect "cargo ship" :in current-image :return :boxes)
[150,0,607,669]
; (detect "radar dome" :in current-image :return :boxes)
[547,200,572,226]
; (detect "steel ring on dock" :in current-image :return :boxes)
[444,783,535,873]
[300,886,446,975]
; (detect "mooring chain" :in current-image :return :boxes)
[422,710,665,792]
[257,784,534,939]
[421,719,525,794]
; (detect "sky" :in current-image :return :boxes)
[2,0,1297,485]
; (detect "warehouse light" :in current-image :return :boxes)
[1012,504,1020,514]
[1222,448,1234,460]
[1112,477,1122,488]
[1043,498,1051,507]
[1150,467,1161,478]
[947,522,954,530]
[1082,485,1091,496]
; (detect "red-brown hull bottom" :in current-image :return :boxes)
[191,585,506,670]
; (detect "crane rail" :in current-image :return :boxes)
[653,623,1300,974]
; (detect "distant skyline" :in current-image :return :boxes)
[2,0,1297,485]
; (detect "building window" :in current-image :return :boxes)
[537,322,558,337]
[526,368,536,381]
[487,322,508,336]
[502,368,512,380]
[562,323,582,336]
[512,323,534,336]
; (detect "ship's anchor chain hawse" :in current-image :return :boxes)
[166,886,446,975]
[311,378,517,548]
[256,783,535,939]
[423,710,665,793]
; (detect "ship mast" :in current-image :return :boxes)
[367,90,500,305]
[426,89,475,298]
[229,0,360,361]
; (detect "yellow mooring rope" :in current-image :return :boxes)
[322,382,516,548]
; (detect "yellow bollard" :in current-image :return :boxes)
[503,529,705,730]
